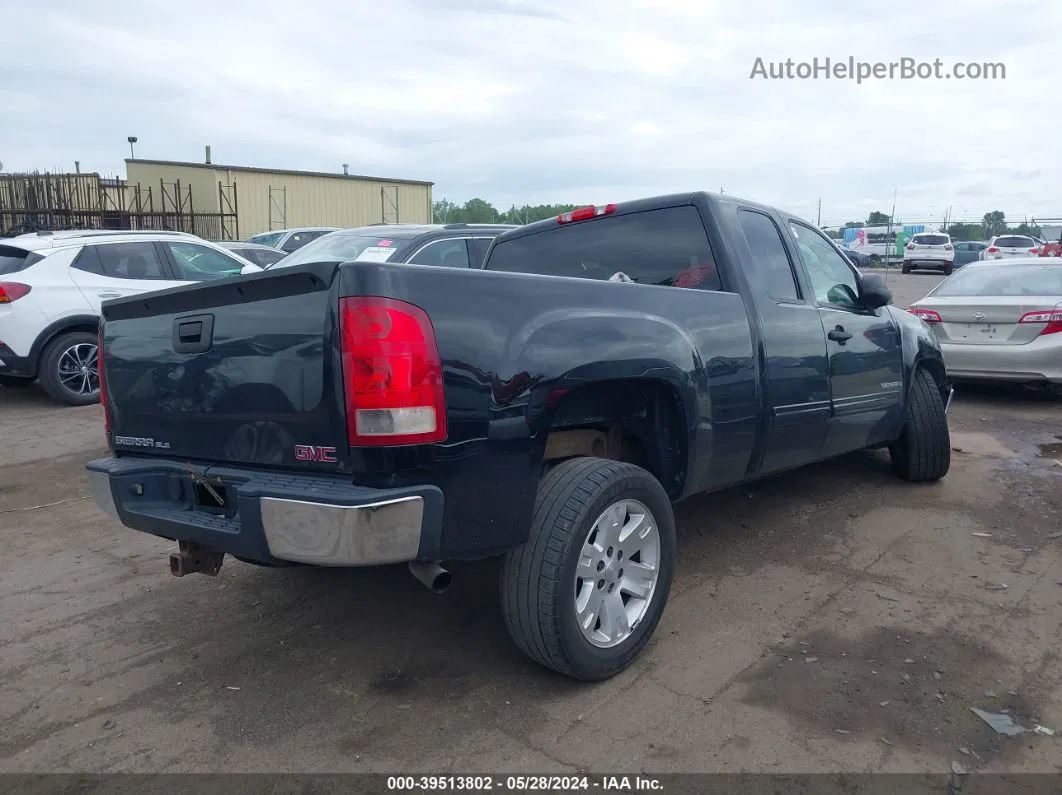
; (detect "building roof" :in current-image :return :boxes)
[125,158,433,187]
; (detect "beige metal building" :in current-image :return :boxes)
[125,154,433,239]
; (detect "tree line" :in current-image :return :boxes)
[828,209,1042,241]
[435,199,1047,242]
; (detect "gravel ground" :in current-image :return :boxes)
[1,272,1059,775]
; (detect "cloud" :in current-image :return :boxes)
[2,0,1061,226]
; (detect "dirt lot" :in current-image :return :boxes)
[1,272,1060,775]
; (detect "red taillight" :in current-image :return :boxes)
[1018,306,1062,336]
[987,246,1000,253]
[0,282,31,303]
[1029,247,1040,254]
[98,329,109,432]
[557,204,617,224]
[338,296,447,446]
[908,308,942,324]
[905,243,915,250]
[944,244,953,251]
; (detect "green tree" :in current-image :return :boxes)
[867,211,891,226]
[1011,222,1042,238]
[945,222,985,241]
[982,210,1006,237]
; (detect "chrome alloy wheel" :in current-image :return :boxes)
[57,342,99,397]
[574,498,661,649]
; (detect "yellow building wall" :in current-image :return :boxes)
[215,169,432,237]
[125,162,222,214]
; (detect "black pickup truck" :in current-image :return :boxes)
[87,192,953,681]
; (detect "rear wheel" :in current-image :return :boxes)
[38,331,100,406]
[901,262,911,274]
[501,457,676,681]
[890,368,950,482]
[943,263,954,275]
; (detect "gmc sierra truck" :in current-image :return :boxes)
[87,192,953,681]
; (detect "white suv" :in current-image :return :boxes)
[984,235,1042,260]
[0,230,255,406]
[901,232,955,275]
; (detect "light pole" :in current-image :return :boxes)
[127,136,138,159]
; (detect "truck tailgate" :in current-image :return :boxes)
[100,263,350,473]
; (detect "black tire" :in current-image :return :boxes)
[870,255,881,266]
[943,263,954,275]
[901,263,911,274]
[38,331,100,406]
[500,457,677,681]
[890,368,951,482]
[0,374,34,389]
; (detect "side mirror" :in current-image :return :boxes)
[860,273,892,309]
[240,263,264,276]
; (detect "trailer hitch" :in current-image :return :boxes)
[169,540,225,577]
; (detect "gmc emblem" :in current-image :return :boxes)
[294,444,338,463]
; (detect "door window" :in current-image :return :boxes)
[789,222,861,309]
[737,209,800,302]
[83,242,168,280]
[408,239,471,268]
[164,242,245,280]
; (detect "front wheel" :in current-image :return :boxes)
[889,368,951,482]
[500,457,677,681]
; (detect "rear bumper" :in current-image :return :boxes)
[0,343,35,378]
[86,456,445,566]
[940,340,1062,384]
[903,258,953,267]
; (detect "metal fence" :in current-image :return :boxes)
[0,171,239,240]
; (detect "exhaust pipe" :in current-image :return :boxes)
[408,561,452,594]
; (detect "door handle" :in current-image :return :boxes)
[98,292,121,299]
[172,314,215,354]
[827,326,853,344]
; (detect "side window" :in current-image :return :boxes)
[407,239,471,268]
[789,222,861,309]
[487,206,724,292]
[92,242,168,280]
[736,209,799,302]
[249,232,283,247]
[164,242,244,281]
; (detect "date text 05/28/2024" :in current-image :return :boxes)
[386,776,664,791]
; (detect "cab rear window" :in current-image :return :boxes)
[0,245,43,275]
[485,206,723,291]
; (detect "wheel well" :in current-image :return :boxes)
[33,322,101,375]
[541,379,687,499]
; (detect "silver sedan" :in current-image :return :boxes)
[906,258,1062,386]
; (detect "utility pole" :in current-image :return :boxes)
[816,198,822,226]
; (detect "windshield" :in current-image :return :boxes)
[267,233,401,269]
[931,265,1062,297]
[913,234,949,245]
[994,236,1036,248]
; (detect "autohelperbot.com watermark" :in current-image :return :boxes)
[750,56,1006,83]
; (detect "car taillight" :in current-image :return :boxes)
[987,246,1000,253]
[908,308,942,324]
[905,243,915,249]
[98,329,109,432]
[339,296,447,446]
[1018,306,1062,336]
[1029,247,1040,254]
[0,282,31,303]
[557,204,617,224]
[944,244,953,251]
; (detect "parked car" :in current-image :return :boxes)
[214,241,288,269]
[901,232,955,274]
[245,227,340,254]
[259,223,518,273]
[907,258,1062,390]
[87,192,952,681]
[0,230,256,405]
[951,241,988,267]
[983,235,1041,260]
[838,244,874,268]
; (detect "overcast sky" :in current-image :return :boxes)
[4,0,1061,227]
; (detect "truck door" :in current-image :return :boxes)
[733,208,830,473]
[786,221,903,458]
